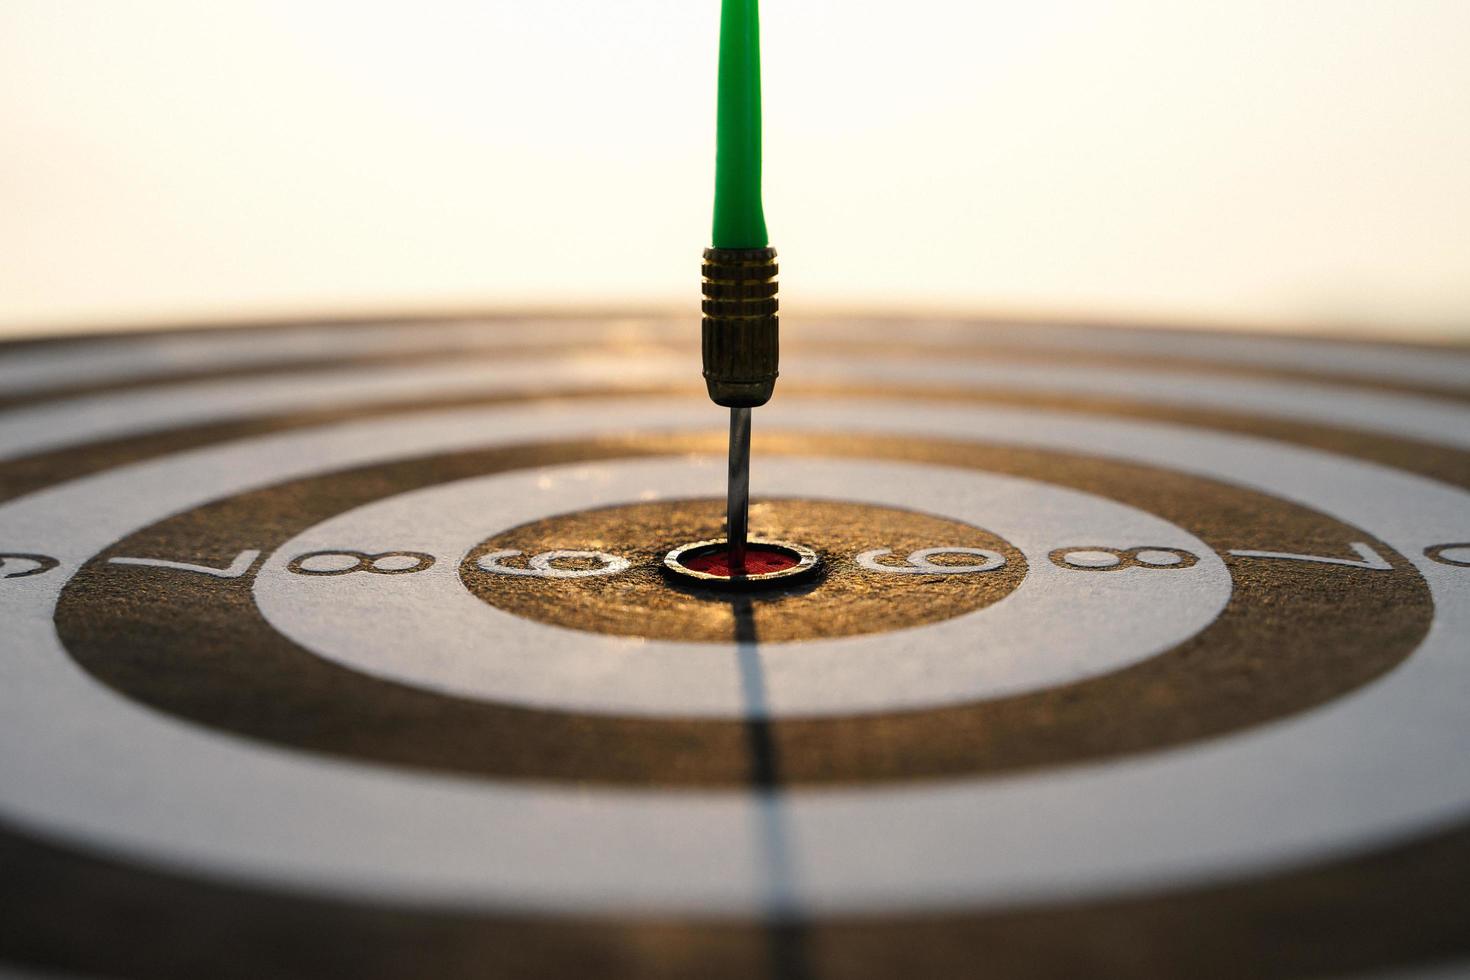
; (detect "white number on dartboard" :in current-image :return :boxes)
[1049,547,1200,571]
[857,547,1007,575]
[287,550,436,576]
[1227,541,1391,570]
[0,553,60,578]
[476,549,632,579]
[110,549,262,579]
[1426,542,1470,568]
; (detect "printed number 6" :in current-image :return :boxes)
[477,549,631,579]
[856,547,1006,575]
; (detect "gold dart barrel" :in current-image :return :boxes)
[701,246,779,407]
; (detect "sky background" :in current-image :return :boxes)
[2,0,1468,339]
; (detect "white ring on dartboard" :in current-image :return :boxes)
[0,397,1466,918]
[254,457,1225,717]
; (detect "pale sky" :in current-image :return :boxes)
[2,1,1468,338]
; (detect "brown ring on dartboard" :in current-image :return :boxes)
[54,430,1432,787]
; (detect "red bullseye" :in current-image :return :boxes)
[663,537,820,588]
[681,545,801,577]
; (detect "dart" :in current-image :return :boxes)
[6,4,1470,977]
[665,0,814,588]
[702,0,778,573]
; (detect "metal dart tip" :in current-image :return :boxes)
[727,407,751,571]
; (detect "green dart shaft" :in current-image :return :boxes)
[702,0,778,412]
[713,0,768,248]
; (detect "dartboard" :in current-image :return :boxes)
[2,315,1468,979]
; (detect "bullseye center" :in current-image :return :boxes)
[682,545,799,577]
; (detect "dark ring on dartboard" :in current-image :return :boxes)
[54,430,1432,787]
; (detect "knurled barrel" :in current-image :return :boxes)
[702,246,778,407]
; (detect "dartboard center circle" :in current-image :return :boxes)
[460,497,1026,643]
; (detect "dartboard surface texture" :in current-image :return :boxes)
[1,314,1468,980]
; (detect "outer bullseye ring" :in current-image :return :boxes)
[664,537,820,587]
